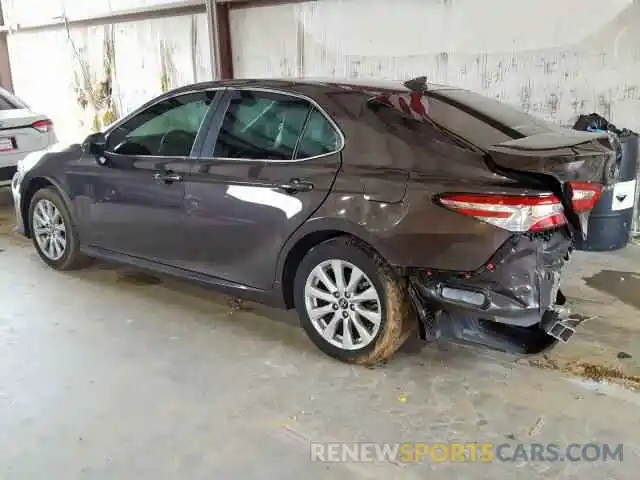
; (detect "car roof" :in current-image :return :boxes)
[170,77,456,96]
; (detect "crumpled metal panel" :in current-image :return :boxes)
[413,230,573,327]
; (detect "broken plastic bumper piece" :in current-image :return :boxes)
[541,308,575,343]
[540,307,591,344]
[407,231,585,355]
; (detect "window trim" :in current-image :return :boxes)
[198,86,345,163]
[102,88,224,161]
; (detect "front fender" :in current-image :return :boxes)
[20,173,78,237]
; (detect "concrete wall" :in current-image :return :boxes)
[231,0,640,132]
[2,0,638,145]
[5,13,212,143]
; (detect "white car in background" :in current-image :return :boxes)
[0,87,57,186]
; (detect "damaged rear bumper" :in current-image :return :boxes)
[408,230,585,354]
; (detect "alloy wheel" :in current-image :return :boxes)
[304,259,382,351]
[32,199,67,261]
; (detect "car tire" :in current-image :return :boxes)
[293,236,416,365]
[28,187,90,271]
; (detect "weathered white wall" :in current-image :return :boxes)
[0,0,183,26]
[231,0,640,131]
[5,13,212,143]
[4,0,638,139]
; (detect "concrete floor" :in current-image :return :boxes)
[1,196,640,479]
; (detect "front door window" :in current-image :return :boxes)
[107,91,214,157]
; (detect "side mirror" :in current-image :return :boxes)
[83,132,108,165]
[83,132,106,155]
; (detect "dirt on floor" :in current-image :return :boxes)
[530,245,640,390]
[529,355,640,391]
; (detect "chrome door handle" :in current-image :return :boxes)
[277,178,314,193]
[153,172,183,183]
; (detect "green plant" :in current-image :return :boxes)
[67,23,119,131]
[159,40,176,93]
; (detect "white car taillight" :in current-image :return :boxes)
[439,193,567,233]
[31,119,54,134]
[568,181,603,212]
[439,181,604,233]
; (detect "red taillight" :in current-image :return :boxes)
[31,119,53,133]
[568,181,602,212]
[439,193,566,233]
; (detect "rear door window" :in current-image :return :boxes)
[294,108,341,159]
[213,90,312,161]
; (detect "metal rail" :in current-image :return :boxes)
[1,0,207,34]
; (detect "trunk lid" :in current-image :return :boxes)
[0,108,46,130]
[486,130,619,237]
[0,110,52,166]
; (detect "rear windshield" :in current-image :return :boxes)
[433,89,561,138]
[366,88,562,150]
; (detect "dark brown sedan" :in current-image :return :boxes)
[11,77,618,364]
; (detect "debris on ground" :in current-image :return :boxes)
[528,417,545,436]
[223,296,253,316]
[530,355,640,390]
[617,351,633,359]
[568,312,596,322]
[529,355,560,370]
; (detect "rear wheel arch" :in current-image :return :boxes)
[278,220,393,309]
[291,234,417,364]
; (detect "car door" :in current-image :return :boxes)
[80,89,220,265]
[183,88,344,289]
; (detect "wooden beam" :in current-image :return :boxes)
[217,3,233,79]
[206,0,233,79]
[212,0,311,79]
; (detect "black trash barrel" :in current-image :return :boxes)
[575,133,639,251]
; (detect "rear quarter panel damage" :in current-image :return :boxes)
[412,229,573,327]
